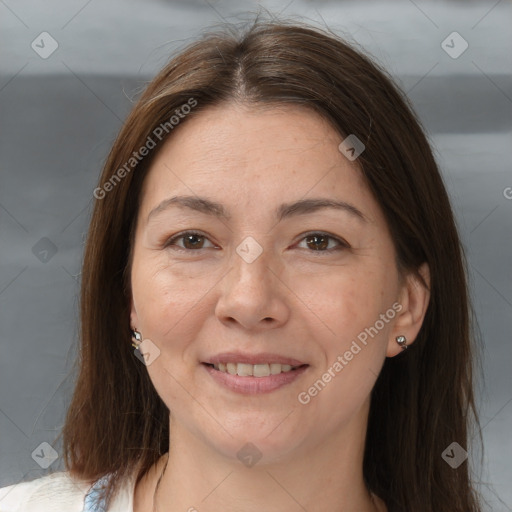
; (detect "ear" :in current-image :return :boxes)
[387,262,430,357]
[130,296,139,332]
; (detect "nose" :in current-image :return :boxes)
[214,240,290,331]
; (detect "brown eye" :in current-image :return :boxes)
[164,231,215,251]
[305,234,329,251]
[298,232,349,252]
[181,233,205,249]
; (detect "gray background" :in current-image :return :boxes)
[1,0,511,509]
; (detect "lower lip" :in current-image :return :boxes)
[202,363,309,394]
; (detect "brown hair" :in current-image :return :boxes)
[59,15,484,511]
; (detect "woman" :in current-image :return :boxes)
[0,16,483,512]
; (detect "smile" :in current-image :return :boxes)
[202,362,309,394]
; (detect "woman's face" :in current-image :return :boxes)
[130,102,410,463]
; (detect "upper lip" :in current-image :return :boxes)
[203,352,307,366]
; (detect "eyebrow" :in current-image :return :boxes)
[147,195,369,224]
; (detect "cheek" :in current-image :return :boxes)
[298,265,393,347]
[131,259,214,409]
[131,255,215,346]
[294,269,393,429]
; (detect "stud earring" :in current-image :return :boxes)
[131,329,142,350]
[395,335,407,350]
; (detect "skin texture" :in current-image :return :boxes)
[129,103,430,512]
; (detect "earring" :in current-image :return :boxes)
[395,335,407,350]
[131,329,142,350]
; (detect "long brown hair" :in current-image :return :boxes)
[59,15,484,511]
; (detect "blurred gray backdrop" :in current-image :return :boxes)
[1,0,511,510]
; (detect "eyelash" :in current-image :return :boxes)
[163,230,350,254]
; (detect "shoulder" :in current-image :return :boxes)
[0,471,93,512]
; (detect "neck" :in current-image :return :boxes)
[135,400,385,512]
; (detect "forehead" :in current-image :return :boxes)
[138,103,379,224]
[149,102,344,168]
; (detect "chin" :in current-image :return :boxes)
[201,423,305,467]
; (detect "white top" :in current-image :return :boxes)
[0,471,135,512]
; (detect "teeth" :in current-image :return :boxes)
[253,364,270,377]
[212,362,298,377]
[237,363,253,377]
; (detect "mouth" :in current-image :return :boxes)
[201,359,310,394]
